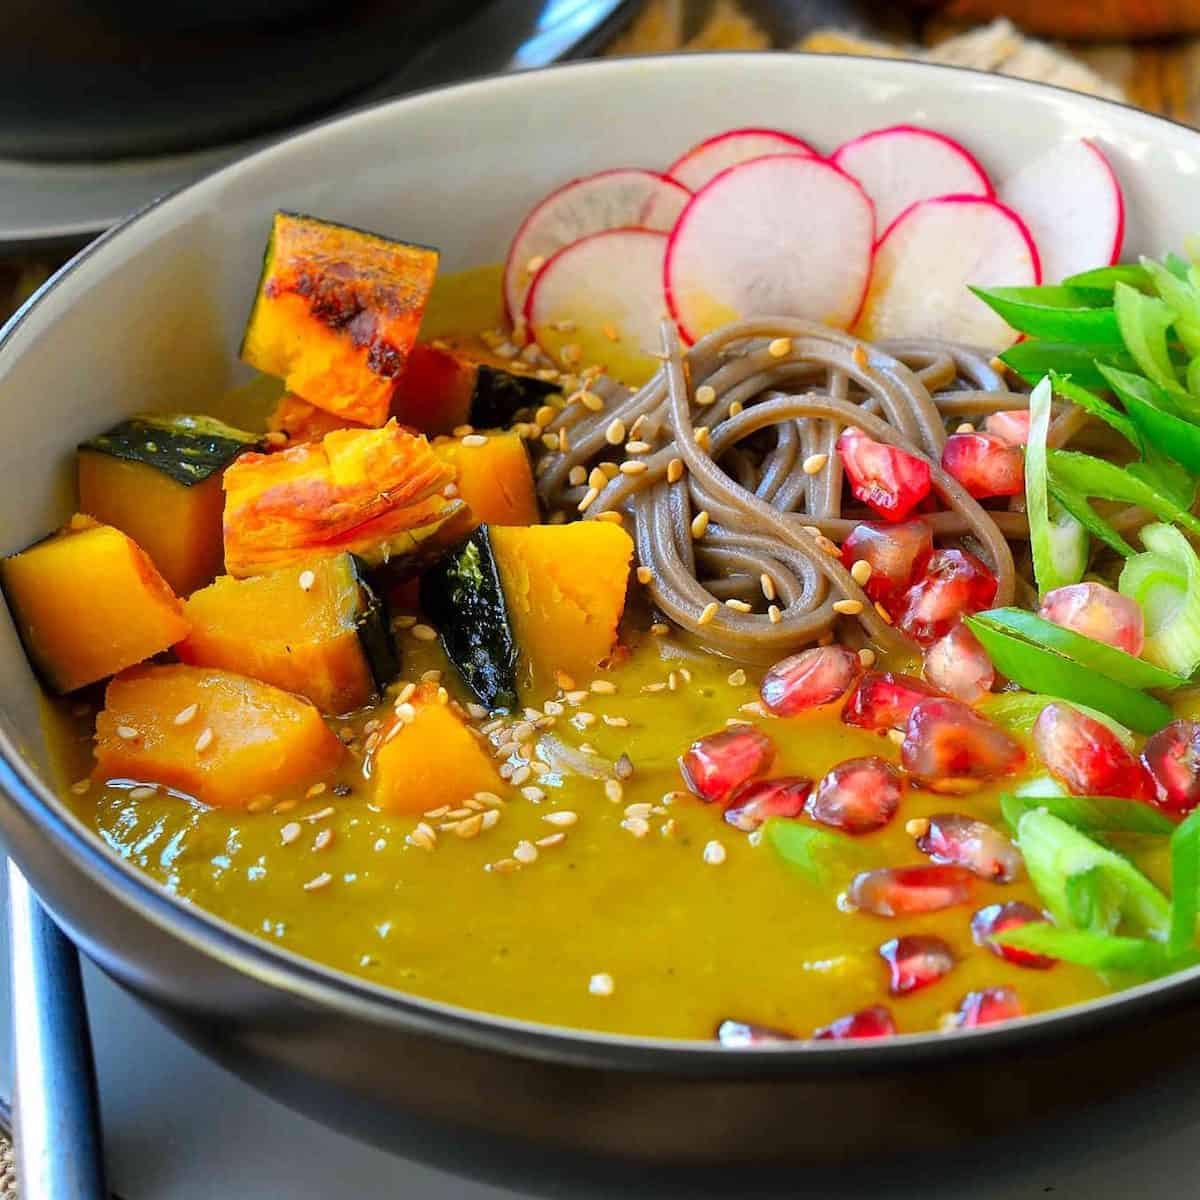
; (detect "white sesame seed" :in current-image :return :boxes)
[667,458,685,484]
[313,828,335,852]
[595,511,623,526]
[525,254,545,275]
[698,601,719,626]
[727,669,747,686]
[395,702,416,724]
[568,465,588,486]
[70,779,91,795]
[768,338,792,358]
[852,344,869,368]
[410,624,438,642]
[298,570,316,592]
[691,510,710,539]
[462,433,488,448]
[481,809,501,830]
[604,778,624,803]
[194,727,214,754]
[955,422,975,435]
[728,399,744,417]
[725,598,752,613]
[603,715,629,727]
[619,460,647,476]
[281,821,302,845]
[858,647,877,668]
[850,559,873,587]
[544,811,578,827]
[303,872,333,892]
[695,384,717,405]
[624,802,653,820]
[466,703,489,721]
[694,426,711,450]
[589,972,614,996]
[536,832,567,848]
[605,418,626,445]
[473,791,505,808]
[802,453,829,476]
[116,725,138,741]
[173,703,199,727]
[513,840,539,865]
[521,785,546,803]
[833,599,864,616]
[621,816,650,838]
[626,440,652,454]
[906,818,931,837]
[590,680,617,695]
[703,840,727,865]
[887,728,906,746]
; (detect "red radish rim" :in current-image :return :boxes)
[1080,137,1125,265]
[665,126,818,181]
[874,192,1043,284]
[831,123,995,199]
[522,224,669,343]
[663,153,878,344]
[502,167,690,324]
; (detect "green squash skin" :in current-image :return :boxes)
[419,525,518,712]
[80,414,258,488]
[469,364,559,429]
[345,555,399,694]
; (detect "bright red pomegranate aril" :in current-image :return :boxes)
[841,670,940,732]
[916,813,1023,882]
[849,865,974,916]
[812,1005,896,1041]
[953,986,1023,1028]
[1141,719,1200,817]
[894,548,998,647]
[1038,581,1144,657]
[759,646,860,717]
[971,901,1057,969]
[901,697,1025,789]
[715,1019,795,1046]
[840,520,933,605]
[1033,703,1153,802]
[879,934,956,995]
[808,756,903,834]
[724,776,812,832]
[922,622,995,703]
[941,431,1025,499]
[679,726,776,804]
[983,409,1030,446]
[836,427,932,522]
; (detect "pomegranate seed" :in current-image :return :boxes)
[849,865,974,915]
[1141,719,1200,817]
[971,902,1057,969]
[895,549,998,646]
[760,646,860,717]
[916,813,1023,882]
[953,986,1023,1028]
[724,776,812,832]
[902,698,1025,789]
[879,934,956,995]
[1038,581,1144,657]
[1033,703,1153,801]
[679,727,775,804]
[812,1005,896,1041]
[842,670,940,732]
[983,409,1030,446]
[922,622,995,703]
[840,520,933,605]
[715,1019,795,1046]
[808,756,903,834]
[941,431,1025,499]
[836,427,932,522]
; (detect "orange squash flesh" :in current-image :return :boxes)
[432,433,539,528]
[222,420,462,576]
[490,522,633,691]
[370,685,500,814]
[266,392,364,444]
[178,554,393,715]
[94,664,343,808]
[1,515,189,693]
[240,212,439,427]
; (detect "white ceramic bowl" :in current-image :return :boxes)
[4,54,1200,1164]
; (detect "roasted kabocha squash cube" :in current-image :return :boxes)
[240,212,438,427]
[432,432,539,529]
[369,684,499,814]
[1,515,189,694]
[94,664,343,809]
[222,419,464,577]
[78,414,257,595]
[177,554,396,715]
[390,343,559,434]
[266,392,363,444]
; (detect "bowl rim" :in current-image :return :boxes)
[5,49,1200,1075]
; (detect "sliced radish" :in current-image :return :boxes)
[526,227,669,386]
[998,138,1124,283]
[666,127,817,192]
[665,155,875,343]
[855,195,1040,348]
[831,125,993,235]
[503,169,689,322]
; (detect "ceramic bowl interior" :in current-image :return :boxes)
[3,52,1200,1041]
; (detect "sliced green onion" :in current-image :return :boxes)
[1046,450,1200,536]
[1000,792,1176,837]
[992,924,1197,977]
[1048,481,1135,558]
[1119,523,1200,678]
[1016,809,1171,939]
[1142,257,1200,359]
[1098,364,1200,473]
[763,818,865,885]
[1062,264,1153,293]
[1168,807,1200,954]
[1113,281,1181,392]
[971,286,1123,345]
[965,616,1173,734]
[1001,340,1145,389]
[1049,370,1141,448]
[973,608,1187,690]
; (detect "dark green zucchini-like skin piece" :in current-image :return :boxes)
[419,525,517,711]
[346,554,399,693]
[80,413,258,487]
[469,365,559,429]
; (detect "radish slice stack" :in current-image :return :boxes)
[503,124,1128,372]
[998,139,1124,284]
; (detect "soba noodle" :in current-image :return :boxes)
[534,318,1072,663]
